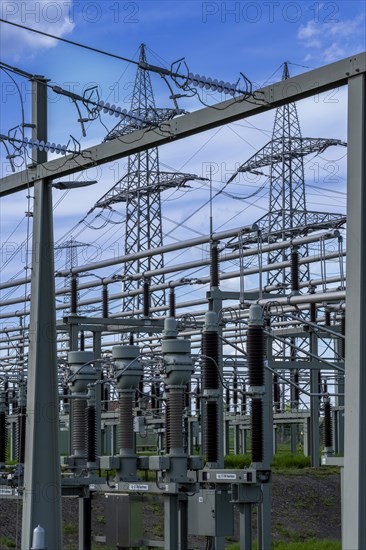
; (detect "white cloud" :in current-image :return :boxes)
[323,42,346,63]
[297,12,365,63]
[0,0,75,61]
[298,20,321,40]
[327,14,365,38]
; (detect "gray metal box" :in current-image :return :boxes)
[188,488,234,537]
[105,493,143,548]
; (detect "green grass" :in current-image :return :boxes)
[0,537,16,548]
[224,453,251,469]
[272,453,311,470]
[224,451,340,474]
[63,522,78,534]
[224,452,310,471]
[227,540,341,550]
[152,523,164,537]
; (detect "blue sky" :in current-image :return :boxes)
[0,0,365,319]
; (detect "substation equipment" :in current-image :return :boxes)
[0,52,365,550]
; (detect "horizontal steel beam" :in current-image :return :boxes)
[1,53,365,196]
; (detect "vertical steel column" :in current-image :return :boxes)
[93,331,102,457]
[78,493,91,550]
[238,503,253,549]
[343,72,366,550]
[21,77,63,549]
[310,343,320,467]
[260,344,273,550]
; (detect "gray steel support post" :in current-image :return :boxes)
[78,493,91,550]
[69,323,79,353]
[234,424,240,455]
[224,419,230,455]
[309,332,320,467]
[334,367,344,455]
[21,78,63,550]
[258,366,273,550]
[164,495,179,550]
[303,419,309,457]
[208,286,225,550]
[241,428,247,454]
[93,331,102,457]
[273,426,278,455]
[179,497,188,550]
[68,325,79,466]
[239,503,252,549]
[343,72,366,550]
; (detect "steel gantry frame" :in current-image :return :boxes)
[0,52,365,550]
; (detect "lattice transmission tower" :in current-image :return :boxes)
[94,44,203,314]
[233,62,346,288]
[55,237,89,310]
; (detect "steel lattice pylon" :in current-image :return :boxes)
[232,62,346,288]
[94,44,204,315]
[55,237,89,309]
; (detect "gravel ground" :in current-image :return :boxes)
[0,471,341,549]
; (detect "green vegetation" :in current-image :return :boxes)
[224,453,251,469]
[272,453,311,470]
[152,523,164,537]
[0,537,16,548]
[224,452,310,471]
[147,502,163,515]
[226,540,341,550]
[224,451,340,474]
[96,514,105,524]
[63,522,78,534]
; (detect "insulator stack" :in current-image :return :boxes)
[102,285,109,318]
[205,401,218,463]
[323,401,333,449]
[63,386,69,405]
[202,331,219,390]
[129,333,134,345]
[339,315,345,359]
[169,288,176,317]
[168,388,184,451]
[323,380,328,394]
[73,399,87,457]
[233,371,238,407]
[154,382,160,412]
[195,384,201,415]
[0,411,6,465]
[4,382,9,412]
[151,383,156,411]
[17,406,26,464]
[119,393,134,453]
[185,382,190,409]
[86,406,96,463]
[241,385,247,415]
[291,250,300,292]
[103,382,109,412]
[226,387,230,412]
[325,310,331,326]
[143,280,150,317]
[70,276,78,314]
[251,398,263,463]
[136,377,143,408]
[310,302,316,323]
[210,243,219,288]
[247,326,264,387]
[80,331,85,351]
[273,375,280,411]
[264,316,271,358]
[294,371,300,403]
[165,398,170,454]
